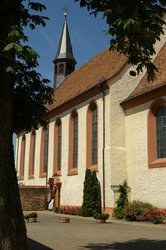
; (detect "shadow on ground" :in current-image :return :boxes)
[80,238,166,250]
[28,238,53,250]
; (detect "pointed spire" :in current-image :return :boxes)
[53,12,77,89]
[55,11,76,62]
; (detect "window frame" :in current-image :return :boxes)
[39,126,48,178]
[53,118,62,176]
[28,130,36,178]
[19,134,26,180]
[68,110,78,175]
[148,98,166,168]
[86,101,98,171]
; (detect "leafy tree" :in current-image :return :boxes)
[75,0,166,81]
[0,1,53,249]
[81,170,101,217]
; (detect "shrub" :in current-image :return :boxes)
[57,206,81,216]
[124,200,155,221]
[148,209,166,224]
[93,212,109,221]
[81,170,101,217]
[113,180,129,219]
[113,207,124,219]
[24,212,38,219]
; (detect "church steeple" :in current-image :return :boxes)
[53,12,77,89]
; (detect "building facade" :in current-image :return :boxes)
[16,14,166,213]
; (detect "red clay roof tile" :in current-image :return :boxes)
[48,48,128,111]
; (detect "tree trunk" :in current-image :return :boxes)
[0,1,27,249]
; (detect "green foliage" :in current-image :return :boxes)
[124,200,155,221]
[113,180,129,219]
[75,0,166,81]
[81,170,101,217]
[1,1,53,133]
[113,207,124,220]
[93,212,109,221]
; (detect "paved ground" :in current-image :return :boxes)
[26,211,166,250]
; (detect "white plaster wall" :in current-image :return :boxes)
[17,92,112,208]
[107,64,146,207]
[126,97,166,208]
[58,94,109,206]
[107,30,166,207]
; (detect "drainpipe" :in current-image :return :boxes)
[46,124,49,186]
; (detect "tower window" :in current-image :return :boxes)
[59,64,64,73]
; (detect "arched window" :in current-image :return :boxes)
[68,111,78,175]
[53,119,62,175]
[19,135,26,180]
[156,107,166,159]
[29,131,36,178]
[59,64,64,74]
[86,102,98,170]
[40,126,48,177]
[148,99,166,168]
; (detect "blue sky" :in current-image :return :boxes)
[26,0,110,86]
[13,0,110,152]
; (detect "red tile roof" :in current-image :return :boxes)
[123,42,166,102]
[48,48,128,111]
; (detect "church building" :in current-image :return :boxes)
[16,13,166,213]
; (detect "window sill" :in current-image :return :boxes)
[87,164,98,171]
[53,170,61,177]
[18,176,24,181]
[28,175,34,179]
[68,168,78,176]
[149,158,166,168]
[39,173,46,178]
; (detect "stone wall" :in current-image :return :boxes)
[19,186,50,211]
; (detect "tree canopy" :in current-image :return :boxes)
[75,0,166,81]
[1,0,53,134]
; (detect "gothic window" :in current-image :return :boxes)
[86,102,98,170]
[19,135,26,179]
[29,131,36,178]
[43,127,49,173]
[148,99,166,168]
[68,111,78,174]
[92,105,97,165]
[54,119,62,175]
[156,107,166,158]
[40,126,48,177]
[57,121,62,171]
[73,113,78,168]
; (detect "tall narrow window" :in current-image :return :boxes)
[148,99,166,168]
[68,111,78,175]
[87,102,98,170]
[57,121,62,171]
[29,131,36,178]
[53,119,62,175]
[156,107,166,158]
[40,126,48,177]
[19,135,26,180]
[92,105,97,165]
[73,113,78,168]
[43,127,49,173]
[59,64,64,73]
